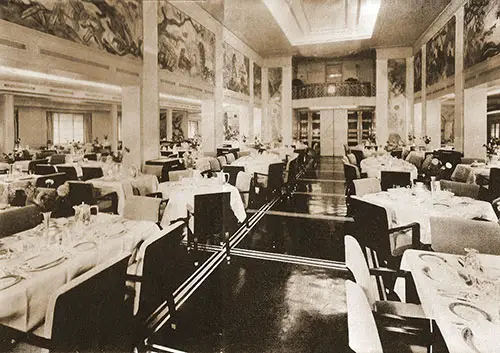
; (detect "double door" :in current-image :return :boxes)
[297,111,320,150]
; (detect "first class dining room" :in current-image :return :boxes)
[4,0,500,352]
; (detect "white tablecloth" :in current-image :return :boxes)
[91,174,159,215]
[396,250,500,353]
[0,175,39,204]
[361,190,497,244]
[158,178,246,229]
[0,213,160,332]
[232,154,283,175]
[360,155,418,181]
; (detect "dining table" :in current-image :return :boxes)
[157,176,246,230]
[231,153,283,175]
[0,213,161,332]
[395,249,500,353]
[90,173,159,215]
[360,188,498,244]
[360,155,418,181]
[0,174,40,204]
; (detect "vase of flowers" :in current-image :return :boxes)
[484,137,499,164]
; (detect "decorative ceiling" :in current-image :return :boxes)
[200,0,451,58]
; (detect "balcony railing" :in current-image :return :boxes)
[292,82,376,100]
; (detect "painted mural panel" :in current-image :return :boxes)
[172,111,185,142]
[223,111,240,141]
[223,42,250,95]
[387,59,406,138]
[157,2,216,85]
[464,0,500,69]
[426,16,456,87]
[0,0,142,58]
[441,104,455,145]
[268,67,283,141]
[414,49,422,93]
[254,63,262,100]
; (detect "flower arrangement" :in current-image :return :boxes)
[112,146,130,163]
[484,137,500,156]
[423,136,432,145]
[408,134,416,143]
[367,130,377,145]
[254,136,263,149]
[182,151,196,169]
[14,138,21,150]
[28,181,70,213]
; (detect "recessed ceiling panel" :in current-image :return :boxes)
[301,0,347,32]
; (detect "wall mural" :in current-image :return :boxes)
[157,1,216,85]
[387,59,407,139]
[441,104,455,145]
[159,112,167,140]
[223,111,240,141]
[426,16,456,87]
[253,63,262,100]
[0,0,143,58]
[414,49,422,93]
[464,0,500,69]
[172,111,185,142]
[268,67,283,141]
[223,42,250,95]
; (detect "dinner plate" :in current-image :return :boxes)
[73,241,97,251]
[21,253,66,272]
[422,266,457,282]
[449,302,492,322]
[419,253,448,265]
[0,275,23,291]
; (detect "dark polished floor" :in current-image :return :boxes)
[149,157,353,353]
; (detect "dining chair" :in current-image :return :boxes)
[188,192,236,265]
[168,169,192,182]
[349,197,421,271]
[254,162,284,200]
[460,157,485,164]
[450,164,474,184]
[81,166,104,181]
[68,181,118,214]
[346,280,429,353]
[83,153,97,161]
[35,172,67,188]
[344,236,425,319]
[282,157,298,195]
[347,152,358,166]
[0,205,41,237]
[235,171,254,210]
[343,162,361,203]
[29,253,131,351]
[127,221,184,323]
[223,165,245,186]
[353,178,381,197]
[380,171,411,191]
[225,153,236,164]
[439,180,480,199]
[27,159,49,174]
[390,149,403,159]
[34,164,57,175]
[195,157,211,173]
[123,195,164,225]
[430,216,500,255]
[216,155,227,169]
[142,164,163,182]
[405,151,424,170]
[488,167,500,201]
[55,165,79,181]
[49,154,66,165]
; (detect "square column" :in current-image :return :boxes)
[319,110,334,156]
[464,84,487,159]
[376,59,388,146]
[425,100,441,151]
[110,104,118,151]
[0,94,15,154]
[121,86,142,166]
[282,64,293,145]
[333,109,348,156]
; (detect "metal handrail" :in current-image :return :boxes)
[292,82,376,99]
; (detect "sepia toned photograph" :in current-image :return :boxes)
[0,0,500,352]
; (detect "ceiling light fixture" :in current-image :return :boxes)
[159,93,202,105]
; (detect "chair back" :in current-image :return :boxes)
[235,171,254,208]
[35,173,67,188]
[142,164,163,182]
[489,167,500,199]
[460,157,485,165]
[133,221,184,317]
[390,149,403,159]
[216,156,227,169]
[353,178,381,197]
[68,181,97,206]
[43,253,130,349]
[405,151,424,170]
[83,153,97,161]
[225,153,236,164]
[343,163,360,182]
[28,159,49,174]
[193,192,235,240]
[195,157,211,172]
[0,205,41,237]
[347,153,358,165]
[430,217,500,255]
[223,165,245,186]
[437,150,462,167]
[49,154,67,165]
[168,169,192,182]
[123,195,162,223]
[346,280,383,353]
[81,166,104,181]
[451,164,474,183]
[55,166,79,180]
[344,236,378,306]
[283,158,298,185]
[439,180,480,199]
[267,163,284,191]
[380,171,411,191]
[34,164,57,175]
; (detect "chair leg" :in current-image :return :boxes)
[225,232,231,264]
[193,236,199,267]
[166,292,177,330]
